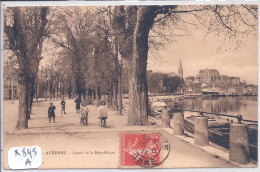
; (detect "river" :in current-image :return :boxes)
[177,96,258,121]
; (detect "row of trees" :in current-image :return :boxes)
[35,56,70,101]
[34,49,129,105]
[147,71,184,94]
[4,5,257,129]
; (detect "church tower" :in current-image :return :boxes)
[178,58,183,78]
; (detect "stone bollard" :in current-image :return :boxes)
[161,109,170,128]
[173,113,184,135]
[229,123,249,164]
[194,117,209,146]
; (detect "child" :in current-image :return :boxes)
[98,100,108,127]
[80,101,89,126]
[48,102,56,123]
[60,98,66,114]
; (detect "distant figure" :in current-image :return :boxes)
[98,100,108,127]
[60,97,66,114]
[81,101,89,126]
[199,109,204,116]
[48,102,56,123]
[237,114,243,124]
[74,97,81,114]
[172,102,179,113]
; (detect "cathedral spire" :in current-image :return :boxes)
[178,58,183,78]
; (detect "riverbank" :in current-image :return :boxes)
[183,111,258,162]
[149,94,258,121]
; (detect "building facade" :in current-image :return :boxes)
[196,69,220,86]
[4,77,19,100]
[196,69,241,87]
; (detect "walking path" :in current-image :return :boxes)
[3,99,257,169]
[4,99,158,134]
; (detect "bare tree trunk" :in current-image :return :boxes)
[16,82,29,129]
[97,86,101,99]
[82,87,86,100]
[56,84,59,100]
[95,87,98,99]
[28,80,35,118]
[127,7,157,125]
[95,87,99,106]
[35,83,38,102]
[108,82,113,108]
[117,42,123,114]
[60,83,62,99]
[35,81,38,102]
[49,82,52,100]
[113,79,118,110]
[92,91,94,99]
[68,79,72,99]
[111,80,115,109]
[53,88,56,100]
[62,82,65,98]
[45,87,48,100]
[118,71,123,114]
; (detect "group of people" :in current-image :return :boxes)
[47,98,108,127]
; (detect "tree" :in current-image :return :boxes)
[164,76,184,93]
[5,7,49,129]
[113,5,257,125]
[89,7,126,112]
[112,6,158,125]
[50,7,95,100]
[36,66,48,100]
[147,71,167,94]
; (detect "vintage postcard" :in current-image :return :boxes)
[1,1,258,170]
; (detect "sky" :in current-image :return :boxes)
[147,24,258,85]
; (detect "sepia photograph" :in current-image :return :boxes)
[1,1,258,170]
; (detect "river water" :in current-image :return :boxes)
[179,96,258,121]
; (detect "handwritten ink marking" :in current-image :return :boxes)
[32,147,37,156]
[15,149,20,156]
[25,158,32,166]
[22,147,27,157]
[8,146,42,169]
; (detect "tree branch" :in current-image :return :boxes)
[214,5,232,31]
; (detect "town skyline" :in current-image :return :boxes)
[148,65,257,86]
[147,18,258,85]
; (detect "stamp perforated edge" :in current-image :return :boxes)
[119,132,167,168]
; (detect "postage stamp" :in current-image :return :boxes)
[120,133,170,168]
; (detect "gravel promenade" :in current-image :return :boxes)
[2,99,246,169]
